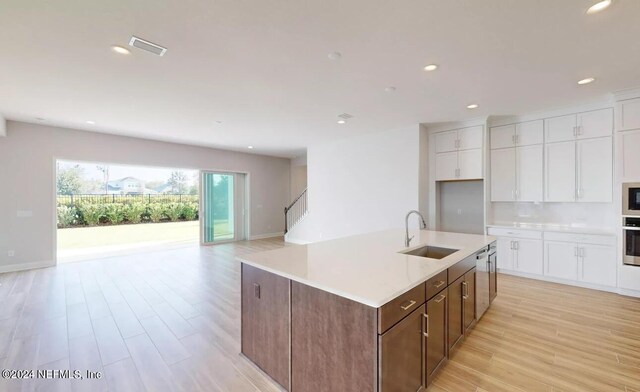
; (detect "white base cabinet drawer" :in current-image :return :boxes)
[487,227,542,240]
[543,231,616,246]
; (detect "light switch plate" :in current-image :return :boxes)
[16,210,33,218]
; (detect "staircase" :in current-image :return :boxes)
[284,188,308,234]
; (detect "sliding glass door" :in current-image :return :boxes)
[202,172,237,243]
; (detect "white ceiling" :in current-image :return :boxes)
[1,0,639,157]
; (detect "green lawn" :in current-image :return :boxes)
[58,221,201,249]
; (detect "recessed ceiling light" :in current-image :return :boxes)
[328,52,342,60]
[587,0,612,14]
[577,77,596,85]
[86,120,95,125]
[467,104,479,109]
[384,86,396,93]
[423,64,438,71]
[337,120,346,124]
[247,146,254,149]
[111,45,130,55]
[215,120,222,124]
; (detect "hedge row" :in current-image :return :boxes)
[57,202,199,228]
[57,194,199,206]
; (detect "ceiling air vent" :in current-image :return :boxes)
[338,113,353,120]
[129,36,167,56]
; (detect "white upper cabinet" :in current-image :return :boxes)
[490,121,542,150]
[435,151,458,181]
[545,136,612,203]
[458,126,483,150]
[490,145,542,202]
[577,108,613,139]
[617,98,640,131]
[516,145,543,202]
[490,124,516,150]
[435,126,483,153]
[434,126,484,181]
[545,141,576,202]
[458,149,482,180]
[576,137,612,202]
[545,109,612,143]
[545,114,576,143]
[621,129,640,181]
[434,130,458,153]
[490,149,516,201]
[516,120,544,146]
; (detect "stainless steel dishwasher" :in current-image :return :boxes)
[475,246,490,319]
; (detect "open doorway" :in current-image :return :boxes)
[55,160,200,262]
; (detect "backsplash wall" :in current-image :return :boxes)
[490,202,617,230]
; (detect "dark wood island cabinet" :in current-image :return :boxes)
[240,233,497,392]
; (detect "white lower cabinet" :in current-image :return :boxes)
[496,237,514,270]
[514,239,544,274]
[490,227,617,289]
[581,244,617,286]
[490,231,542,274]
[544,241,579,280]
[544,241,617,287]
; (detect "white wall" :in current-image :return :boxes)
[288,125,424,243]
[289,155,307,201]
[0,114,5,137]
[0,121,291,271]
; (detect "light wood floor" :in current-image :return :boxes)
[0,239,639,391]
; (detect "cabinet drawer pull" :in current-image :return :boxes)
[462,281,469,300]
[400,300,417,311]
[434,294,446,303]
[423,313,429,338]
[433,280,446,289]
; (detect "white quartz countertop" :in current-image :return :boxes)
[237,229,496,308]
[487,222,616,236]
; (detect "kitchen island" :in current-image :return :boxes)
[237,229,497,392]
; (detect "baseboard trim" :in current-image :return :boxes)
[249,232,284,240]
[617,288,640,299]
[0,260,55,274]
[497,268,640,298]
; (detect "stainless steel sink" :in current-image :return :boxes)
[401,245,458,259]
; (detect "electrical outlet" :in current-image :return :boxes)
[457,208,463,215]
[7,250,15,257]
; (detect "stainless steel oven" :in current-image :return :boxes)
[624,217,640,266]
[623,182,640,216]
